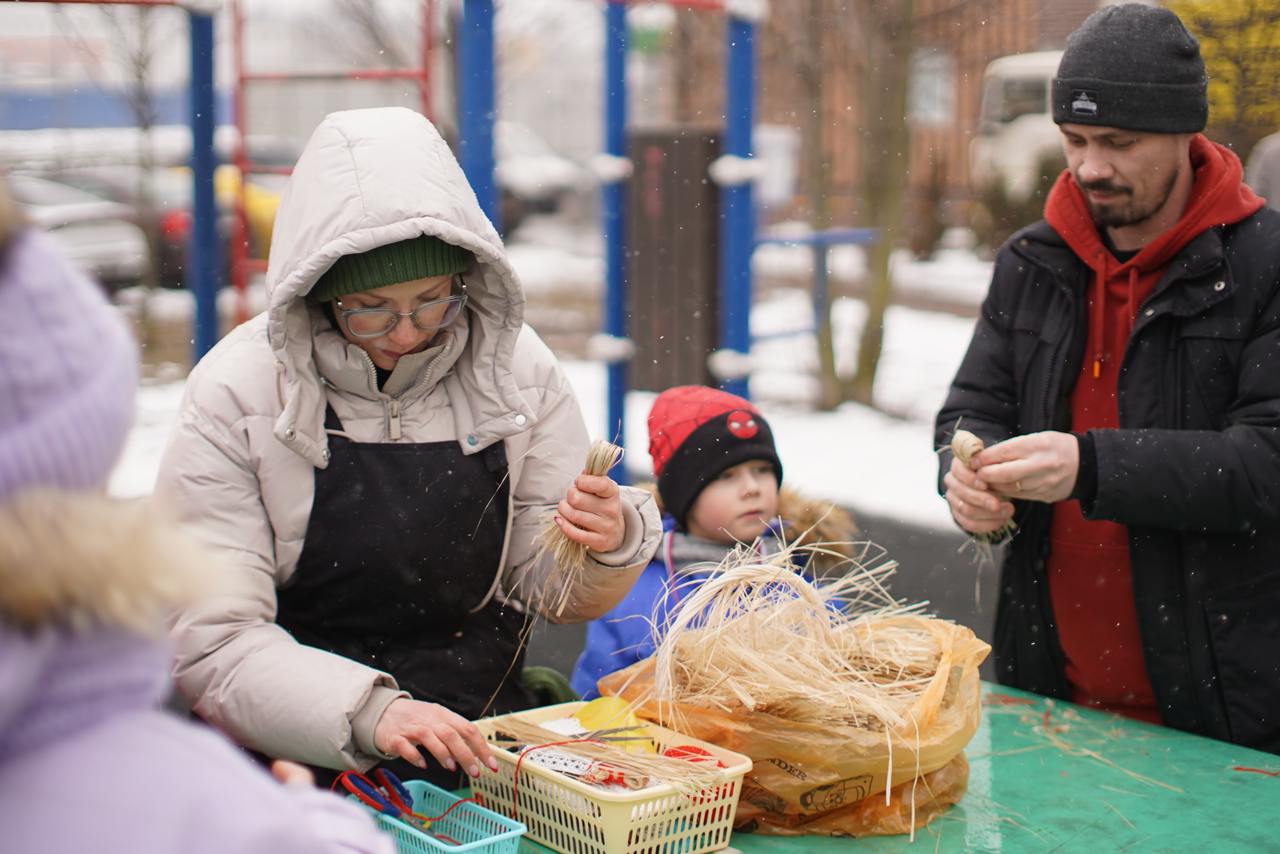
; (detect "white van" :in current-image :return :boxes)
[970,51,1064,200]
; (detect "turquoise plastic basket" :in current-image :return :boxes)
[355,778,525,854]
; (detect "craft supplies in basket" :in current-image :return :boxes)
[341,771,525,854]
[473,701,752,854]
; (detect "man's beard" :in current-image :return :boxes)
[1078,166,1180,229]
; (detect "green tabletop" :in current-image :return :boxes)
[508,683,1279,853]
[730,683,1279,852]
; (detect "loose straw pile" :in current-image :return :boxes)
[535,439,625,617]
[479,716,727,795]
[950,428,1016,564]
[627,544,980,841]
[647,544,940,734]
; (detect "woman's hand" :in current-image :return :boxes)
[555,473,625,554]
[373,699,498,778]
[269,759,315,787]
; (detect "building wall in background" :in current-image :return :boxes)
[667,1,1097,230]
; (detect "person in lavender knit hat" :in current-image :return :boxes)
[0,180,393,854]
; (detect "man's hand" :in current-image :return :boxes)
[974,431,1079,504]
[373,699,498,778]
[944,452,1016,535]
[554,473,625,554]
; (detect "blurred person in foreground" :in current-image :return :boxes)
[935,5,1280,752]
[154,107,661,788]
[0,178,393,853]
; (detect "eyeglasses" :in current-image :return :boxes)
[335,291,468,339]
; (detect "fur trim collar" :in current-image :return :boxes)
[0,491,221,634]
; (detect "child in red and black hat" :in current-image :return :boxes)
[648,385,784,543]
[571,386,853,698]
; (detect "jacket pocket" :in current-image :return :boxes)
[1009,305,1061,432]
[1177,315,1248,429]
[1203,574,1280,752]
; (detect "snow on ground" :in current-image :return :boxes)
[108,225,989,531]
[752,227,992,310]
[110,381,187,499]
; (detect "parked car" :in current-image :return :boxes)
[47,164,282,288]
[970,51,1064,200]
[7,173,148,292]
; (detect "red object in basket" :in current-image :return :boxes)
[663,745,726,767]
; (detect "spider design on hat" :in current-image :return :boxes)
[726,410,759,440]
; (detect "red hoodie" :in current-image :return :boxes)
[1041,135,1262,722]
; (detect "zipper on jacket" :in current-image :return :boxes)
[1009,237,1075,433]
[353,350,403,440]
[1038,274,1078,432]
[387,398,402,440]
[358,351,379,397]
[1040,329,1067,431]
[1010,238,1080,698]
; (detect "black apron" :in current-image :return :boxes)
[277,404,533,787]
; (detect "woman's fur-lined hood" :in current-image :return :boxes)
[0,491,221,634]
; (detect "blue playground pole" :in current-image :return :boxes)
[188,10,219,361]
[603,1,628,481]
[719,13,756,400]
[458,0,499,230]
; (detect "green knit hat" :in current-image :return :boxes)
[308,234,471,302]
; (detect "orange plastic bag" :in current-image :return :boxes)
[735,754,969,837]
[598,617,988,836]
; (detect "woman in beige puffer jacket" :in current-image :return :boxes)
[155,107,661,787]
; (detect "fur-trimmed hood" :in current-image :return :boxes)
[0,492,398,853]
[0,492,223,762]
[0,491,218,634]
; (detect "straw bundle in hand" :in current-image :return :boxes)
[950,428,1016,563]
[534,439,625,618]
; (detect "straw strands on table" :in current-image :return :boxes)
[647,542,943,734]
[534,439,625,618]
[478,716,728,795]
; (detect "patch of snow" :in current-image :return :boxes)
[891,248,993,308]
[109,381,186,499]
[507,243,603,296]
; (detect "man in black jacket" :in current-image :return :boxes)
[935,4,1280,753]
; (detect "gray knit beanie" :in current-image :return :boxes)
[1052,3,1207,133]
[0,228,138,501]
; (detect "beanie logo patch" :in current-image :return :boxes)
[1071,90,1100,118]
[726,410,759,440]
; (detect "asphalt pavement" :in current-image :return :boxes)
[526,508,1000,683]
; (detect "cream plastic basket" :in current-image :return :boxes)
[472,702,752,854]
